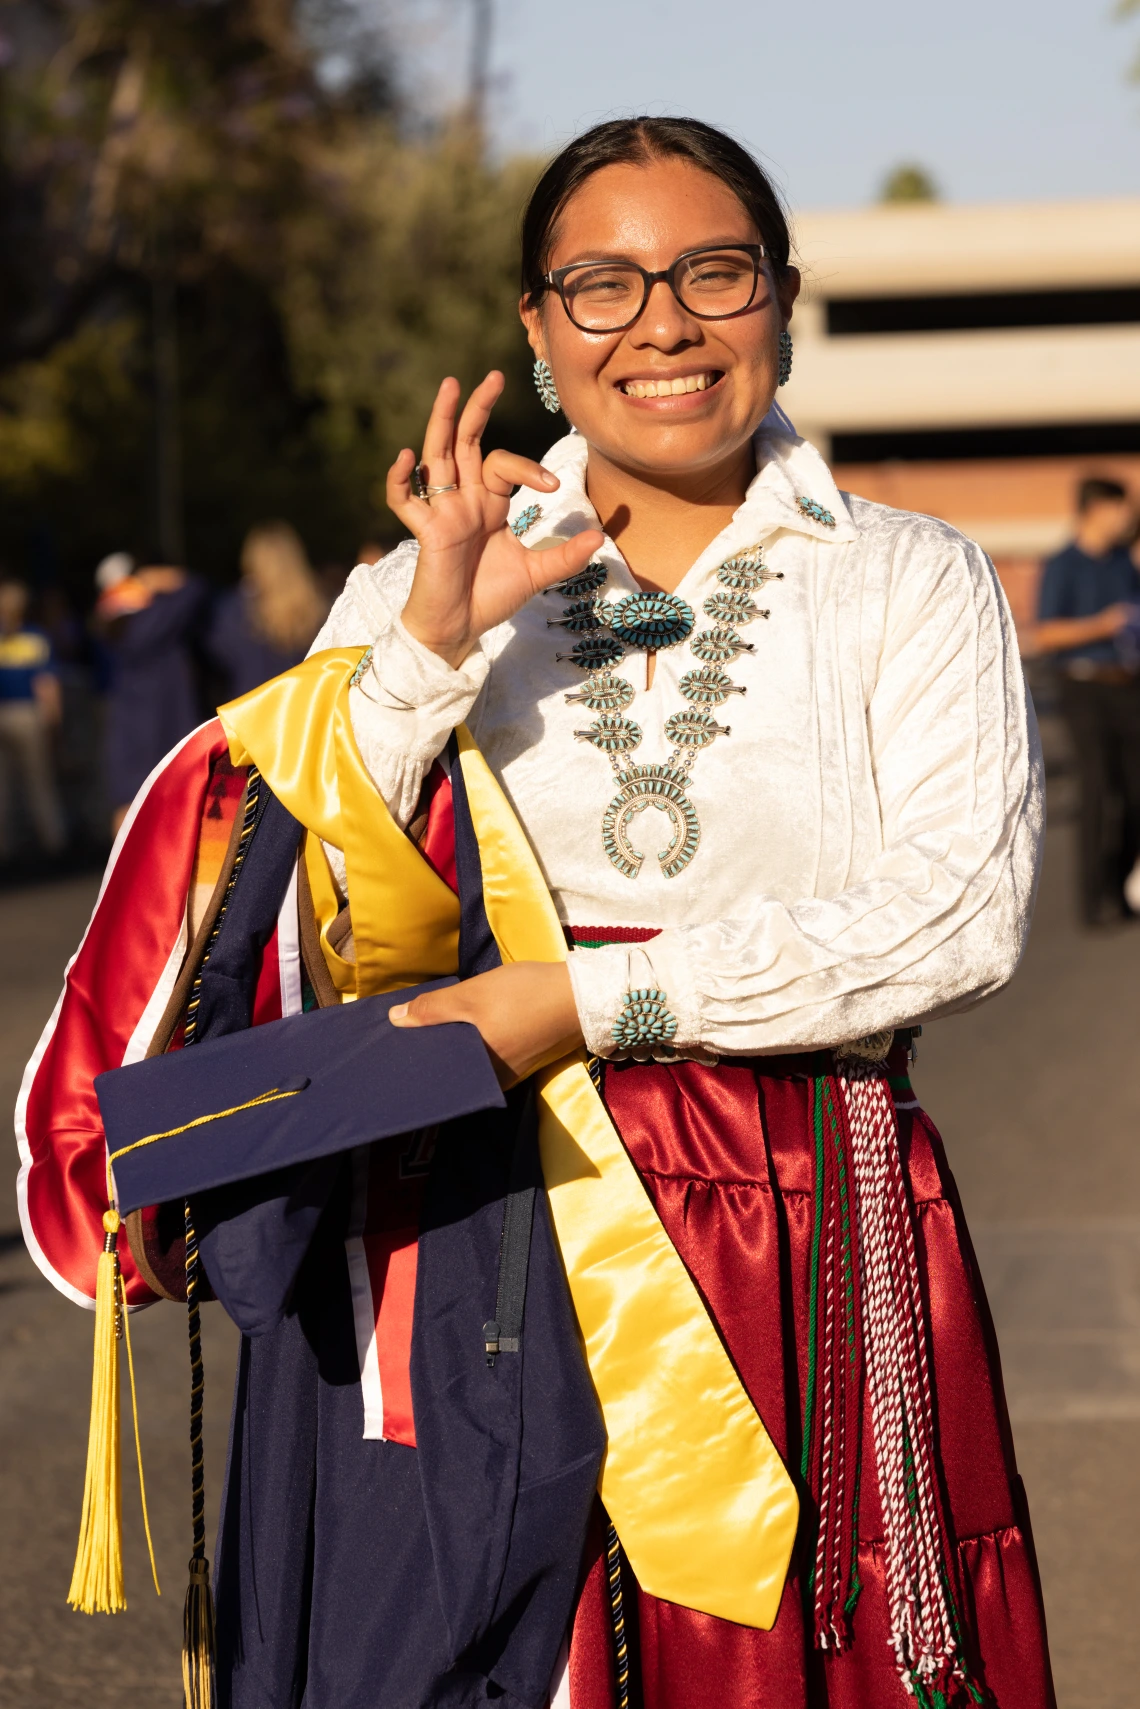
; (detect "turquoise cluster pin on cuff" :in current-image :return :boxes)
[611,988,680,1062]
[608,985,717,1067]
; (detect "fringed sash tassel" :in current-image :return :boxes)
[803,1077,864,1651]
[837,1059,983,1705]
[183,1556,216,1709]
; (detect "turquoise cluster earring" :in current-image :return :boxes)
[533,358,561,413]
[778,329,793,387]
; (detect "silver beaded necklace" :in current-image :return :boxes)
[549,546,781,879]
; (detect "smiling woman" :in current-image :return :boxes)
[511,123,799,597]
[372,117,1054,1709]
[22,117,1054,1709]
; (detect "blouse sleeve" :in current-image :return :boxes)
[310,544,488,830]
[567,527,1045,1059]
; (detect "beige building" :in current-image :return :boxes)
[781,197,1140,625]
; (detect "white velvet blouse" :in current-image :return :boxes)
[311,425,1044,1060]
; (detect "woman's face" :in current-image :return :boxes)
[521,157,799,481]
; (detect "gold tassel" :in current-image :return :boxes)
[67,1204,161,1616]
[182,1557,217,1709]
[67,1210,125,1614]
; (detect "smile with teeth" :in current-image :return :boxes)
[620,371,721,398]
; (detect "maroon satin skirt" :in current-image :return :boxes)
[564,1050,1056,1709]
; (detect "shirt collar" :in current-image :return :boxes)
[511,415,857,549]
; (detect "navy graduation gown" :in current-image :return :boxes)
[179,756,604,1708]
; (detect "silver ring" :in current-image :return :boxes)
[412,463,459,500]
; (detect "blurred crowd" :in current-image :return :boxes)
[0,525,384,870]
[1029,474,1140,929]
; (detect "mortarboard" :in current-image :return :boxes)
[97,980,505,1217]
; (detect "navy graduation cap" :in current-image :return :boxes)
[97,981,505,1217]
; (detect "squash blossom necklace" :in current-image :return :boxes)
[548,546,781,879]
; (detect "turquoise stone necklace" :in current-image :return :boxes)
[550,545,779,879]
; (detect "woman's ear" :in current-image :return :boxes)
[778,265,802,326]
[519,296,545,359]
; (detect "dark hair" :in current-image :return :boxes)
[1077,475,1128,513]
[520,117,791,305]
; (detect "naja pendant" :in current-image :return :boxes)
[602,763,701,880]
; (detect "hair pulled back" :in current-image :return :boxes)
[521,117,791,306]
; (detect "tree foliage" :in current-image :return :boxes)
[878,163,940,205]
[0,0,549,594]
[1119,0,1140,82]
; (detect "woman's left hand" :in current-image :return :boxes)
[389,962,584,1088]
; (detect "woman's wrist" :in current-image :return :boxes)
[389,961,584,1087]
[400,601,475,669]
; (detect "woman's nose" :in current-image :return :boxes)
[632,278,698,345]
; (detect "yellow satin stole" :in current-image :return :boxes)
[221,649,798,1630]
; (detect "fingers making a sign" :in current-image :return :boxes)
[387,372,604,667]
[387,372,554,525]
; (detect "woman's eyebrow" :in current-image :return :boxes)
[554,238,757,268]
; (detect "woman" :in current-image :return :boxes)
[22,118,1051,1709]
[208,521,328,700]
[332,117,1051,1705]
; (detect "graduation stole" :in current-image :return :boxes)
[220,647,798,1631]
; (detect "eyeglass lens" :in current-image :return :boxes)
[560,249,759,331]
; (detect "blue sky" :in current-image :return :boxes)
[401,0,1140,210]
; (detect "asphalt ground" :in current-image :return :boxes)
[1,823,1137,1708]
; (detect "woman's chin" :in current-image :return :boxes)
[582,400,761,477]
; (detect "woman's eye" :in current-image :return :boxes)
[568,270,637,300]
[688,261,750,288]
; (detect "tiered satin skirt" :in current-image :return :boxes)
[564,1051,1056,1709]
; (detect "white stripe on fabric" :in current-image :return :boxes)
[14,721,214,1309]
[122,915,188,1069]
[548,1634,571,1709]
[277,857,303,1017]
[345,1145,385,1438]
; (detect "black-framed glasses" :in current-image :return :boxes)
[542,244,766,334]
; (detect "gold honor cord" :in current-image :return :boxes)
[221,652,799,1630]
[107,1087,306,1168]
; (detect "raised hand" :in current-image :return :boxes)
[387,371,604,667]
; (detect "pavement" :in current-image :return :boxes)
[1,823,1138,1708]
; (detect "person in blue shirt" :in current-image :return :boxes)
[0,578,66,861]
[1035,475,1140,925]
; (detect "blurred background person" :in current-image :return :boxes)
[37,582,110,853]
[0,578,66,862]
[207,522,328,701]
[1033,476,1140,926]
[95,550,209,835]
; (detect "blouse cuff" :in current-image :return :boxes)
[566,939,705,1062]
[349,615,489,829]
[362,614,488,718]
